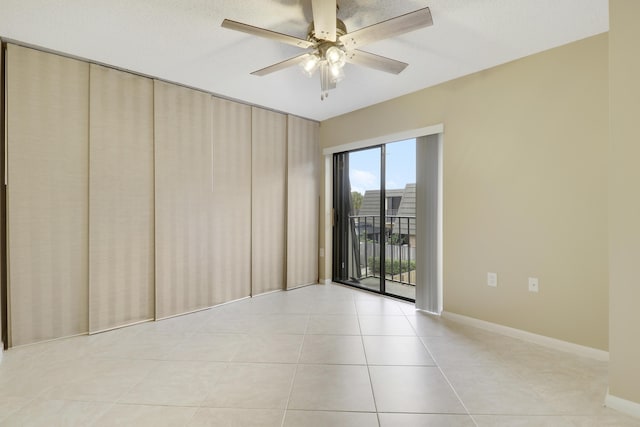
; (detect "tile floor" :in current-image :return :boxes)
[0,283,638,426]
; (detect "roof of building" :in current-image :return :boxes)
[357,189,405,217]
[393,184,416,235]
[355,184,416,236]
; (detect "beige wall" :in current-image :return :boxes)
[320,34,609,350]
[608,0,640,405]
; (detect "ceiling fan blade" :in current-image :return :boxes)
[222,19,314,49]
[311,0,337,41]
[251,53,311,76]
[345,50,408,74]
[339,7,433,49]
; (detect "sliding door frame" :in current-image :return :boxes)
[323,124,444,312]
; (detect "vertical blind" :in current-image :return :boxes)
[7,45,90,346]
[251,107,287,295]
[286,115,320,289]
[211,97,252,304]
[154,81,214,319]
[4,44,320,346]
[88,64,155,332]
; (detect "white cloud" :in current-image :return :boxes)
[349,169,378,194]
[386,180,400,190]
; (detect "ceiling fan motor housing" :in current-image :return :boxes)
[308,18,347,43]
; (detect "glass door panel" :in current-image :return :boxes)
[333,147,382,293]
[333,139,417,302]
[384,139,417,300]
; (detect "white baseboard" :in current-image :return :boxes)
[605,392,640,419]
[442,311,609,361]
[89,318,154,335]
[251,289,283,298]
[322,279,332,285]
[286,282,318,291]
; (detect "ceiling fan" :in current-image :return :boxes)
[221,1,433,100]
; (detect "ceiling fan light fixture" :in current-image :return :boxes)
[221,4,434,101]
[300,53,321,77]
[329,63,345,82]
[325,45,346,68]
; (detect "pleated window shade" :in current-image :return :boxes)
[251,107,287,295]
[286,115,320,289]
[88,64,155,333]
[7,45,90,346]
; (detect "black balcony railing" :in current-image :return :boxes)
[349,215,416,286]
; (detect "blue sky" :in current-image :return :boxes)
[348,139,416,194]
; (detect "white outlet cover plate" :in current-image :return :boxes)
[528,277,539,292]
[488,272,498,287]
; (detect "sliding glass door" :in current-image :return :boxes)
[333,140,417,301]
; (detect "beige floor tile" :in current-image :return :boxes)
[358,315,416,336]
[232,334,303,363]
[132,313,205,334]
[288,364,376,412]
[202,363,296,409]
[397,301,418,315]
[443,365,554,415]
[522,367,609,416]
[0,359,78,399]
[421,335,505,367]
[299,335,366,365]
[164,333,245,362]
[308,300,358,315]
[474,414,640,426]
[306,315,361,335]
[0,399,110,427]
[283,410,378,427]
[378,413,476,427]
[0,397,34,423]
[356,300,405,316]
[40,358,158,402]
[92,330,188,360]
[188,408,284,426]
[369,366,465,413]
[406,313,457,337]
[248,314,310,335]
[119,360,226,406]
[363,336,435,366]
[0,284,628,427]
[509,354,609,416]
[92,403,197,427]
[199,313,257,334]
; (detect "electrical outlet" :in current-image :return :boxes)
[487,272,498,287]
[528,277,539,293]
[319,248,324,257]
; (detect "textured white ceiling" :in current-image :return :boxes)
[0,0,608,121]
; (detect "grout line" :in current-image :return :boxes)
[417,334,479,427]
[282,363,300,427]
[354,297,381,426]
[281,310,310,427]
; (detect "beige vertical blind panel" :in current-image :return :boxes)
[154,80,214,319]
[212,97,252,303]
[251,107,287,295]
[286,115,320,289]
[6,45,89,346]
[89,65,155,332]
